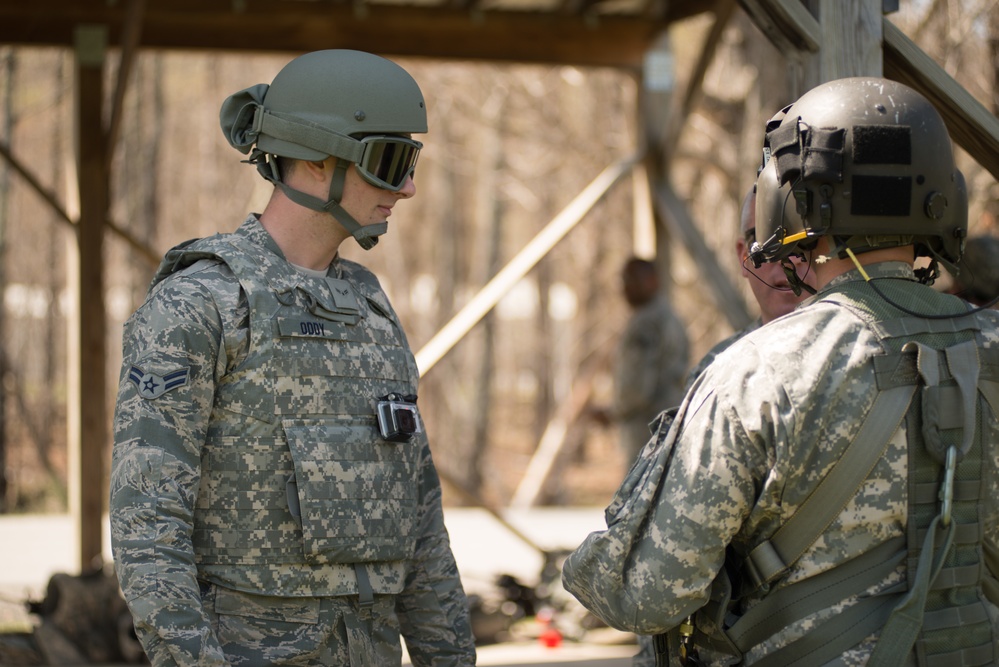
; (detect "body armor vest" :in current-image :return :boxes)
[154,231,423,596]
[678,282,999,666]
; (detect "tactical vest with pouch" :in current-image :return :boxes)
[662,281,999,666]
[152,231,423,597]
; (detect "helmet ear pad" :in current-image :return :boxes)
[753,77,968,269]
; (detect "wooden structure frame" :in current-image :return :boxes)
[0,0,997,569]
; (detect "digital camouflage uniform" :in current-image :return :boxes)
[110,216,475,666]
[683,319,761,393]
[613,294,690,463]
[563,261,999,665]
[630,317,764,667]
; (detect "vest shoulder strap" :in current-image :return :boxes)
[743,381,916,590]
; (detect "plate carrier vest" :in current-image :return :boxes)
[151,231,423,598]
[660,283,999,666]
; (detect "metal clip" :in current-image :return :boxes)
[940,445,956,526]
[679,615,701,665]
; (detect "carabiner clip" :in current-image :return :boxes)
[940,446,957,526]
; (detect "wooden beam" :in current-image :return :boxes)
[0,0,706,69]
[105,0,145,173]
[883,18,999,182]
[738,0,821,55]
[662,0,738,155]
[415,153,640,376]
[510,336,613,509]
[72,24,109,572]
[799,0,881,89]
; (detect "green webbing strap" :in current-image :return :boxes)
[867,340,980,666]
[867,515,956,666]
[353,562,375,633]
[730,536,905,651]
[981,379,999,419]
[749,594,898,667]
[744,383,917,589]
[944,340,980,459]
[272,173,387,250]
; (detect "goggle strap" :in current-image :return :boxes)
[259,109,365,162]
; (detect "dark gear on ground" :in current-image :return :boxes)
[0,569,144,665]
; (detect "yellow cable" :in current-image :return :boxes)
[844,247,872,282]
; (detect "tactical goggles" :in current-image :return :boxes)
[355,135,422,192]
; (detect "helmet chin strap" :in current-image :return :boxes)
[255,154,388,250]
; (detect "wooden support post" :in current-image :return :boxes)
[72,25,109,572]
[799,0,883,88]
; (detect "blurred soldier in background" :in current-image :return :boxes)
[590,257,690,466]
[564,77,999,665]
[109,50,475,666]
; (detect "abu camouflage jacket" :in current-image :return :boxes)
[110,216,474,666]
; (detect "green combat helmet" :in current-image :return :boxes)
[219,49,427,249]
[751,77,967,286]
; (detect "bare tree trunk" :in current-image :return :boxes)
[38,55,65,506]
[468,87,506,497]
[0,49,16,512]
[991,4,999,115]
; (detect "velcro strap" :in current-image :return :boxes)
[929,563,984,591]
[913,480,980,505]
[801,127,845,182]
[767,119,803,185]
[921,640,995,667]
[915,520,979,545]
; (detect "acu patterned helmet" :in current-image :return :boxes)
[753,77,967,274]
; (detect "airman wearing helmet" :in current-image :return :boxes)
[562,77,999,667]
[110,50,476,666]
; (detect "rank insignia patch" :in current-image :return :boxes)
[128,366,190,399]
